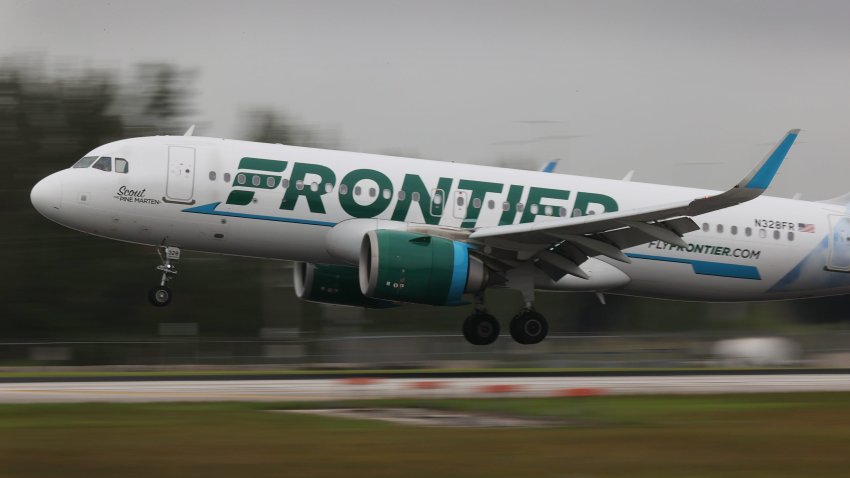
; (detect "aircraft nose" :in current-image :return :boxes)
[30,172,63,218]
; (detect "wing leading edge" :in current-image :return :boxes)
[469,129,801,280]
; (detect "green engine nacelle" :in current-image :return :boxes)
[293,262,395,308]
[359,230,487,306]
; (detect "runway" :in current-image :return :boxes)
[2,373,850,403]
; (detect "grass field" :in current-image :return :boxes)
[1,393,849,477]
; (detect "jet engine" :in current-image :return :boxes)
[359,230,487,306]
[293,262,395,308]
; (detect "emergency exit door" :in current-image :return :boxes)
[166,146,196,203]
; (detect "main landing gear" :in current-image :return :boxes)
[148,246,180,307]
[462,311,500,345]
[462,294,550,346]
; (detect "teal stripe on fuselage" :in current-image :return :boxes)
[627,253,761,280]
[183,202,336,227]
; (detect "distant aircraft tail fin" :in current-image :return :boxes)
[539,159,560,173]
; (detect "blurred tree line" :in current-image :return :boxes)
[0,56,847,356]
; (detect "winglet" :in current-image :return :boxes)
[737,129,800,190]
[183,125,196,137]
[685,129,801,216]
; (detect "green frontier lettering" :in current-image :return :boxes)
[457,179,503,228]
[279,163,336,213]
[574,192,618,215]
[499,185,524,225]
[339,169,394,218]
[226,157,287,206]
[226,159,620,227]
[391,174,453,225]
[520,187,570,223]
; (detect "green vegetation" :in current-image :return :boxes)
[1,393,849,477]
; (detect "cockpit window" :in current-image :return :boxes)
[72,156,99,168]
[92,156,112,172]
[115,158,129,174]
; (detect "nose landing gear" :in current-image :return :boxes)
[148,246,180,307]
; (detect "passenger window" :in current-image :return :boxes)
[731,225,738,235]
[773,230,780,240]
[487,199,495,210]
[559,207,567,217]
[382,189,391,199]
[516,203,525,213]
[717,224,724,233]
[209,171,217,181]
[788,231,795,241]
[473,198,482,209]
[310,182,319,192]
[456,195,465,207]
[702,223,709,232]
[398,191,406,201]
[502,201,510,211]
[281,178,290,189]
[354,186,362,196]
[339,184,348,195]
[530,204,539,214]
[115,158,129,173]
[252,176,261,187]
[296,180,304,191]
[745,227,752,237]
[72,156,98,168]
[544,205,553,216]
[92,156,112,172]
[369,188,376,198]
[411,192,420,202]
[572,208,583,217]
[223,173,231,183]
[268,177,277,188]
[759,229,767,238]
[237,174,246,185]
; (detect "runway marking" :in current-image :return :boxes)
[2,375,850,403]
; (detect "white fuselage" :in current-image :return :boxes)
[30,135,850,302]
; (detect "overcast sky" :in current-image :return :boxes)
[2,0,850,197]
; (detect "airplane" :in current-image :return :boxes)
[29,128,850,345]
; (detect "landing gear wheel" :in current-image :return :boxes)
[148,285,172,307]
[462,313,500,346]
[510,309,549,345]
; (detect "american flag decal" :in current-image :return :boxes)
[798,223,815,233]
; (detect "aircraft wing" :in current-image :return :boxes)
[468,129,800,279]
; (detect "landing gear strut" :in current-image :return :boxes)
[148,246,180,307]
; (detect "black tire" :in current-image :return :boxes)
[462,313,500,345]
[509,309,549,345]
[148,286,172,307]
